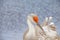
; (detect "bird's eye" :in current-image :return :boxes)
[33,16,38,23]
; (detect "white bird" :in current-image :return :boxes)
[42,16,59,40]
[23,14,39,40]
[48,16,59,40]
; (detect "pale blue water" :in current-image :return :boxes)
[0,0,60,40]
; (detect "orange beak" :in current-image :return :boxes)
[33,16,38,23]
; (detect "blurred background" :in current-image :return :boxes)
[0,0,60,40]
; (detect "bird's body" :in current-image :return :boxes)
[23,15,60,40]
[23,14,39,40]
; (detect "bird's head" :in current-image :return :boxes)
[27,14,39,24]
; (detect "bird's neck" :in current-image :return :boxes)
[27,19,35,32]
